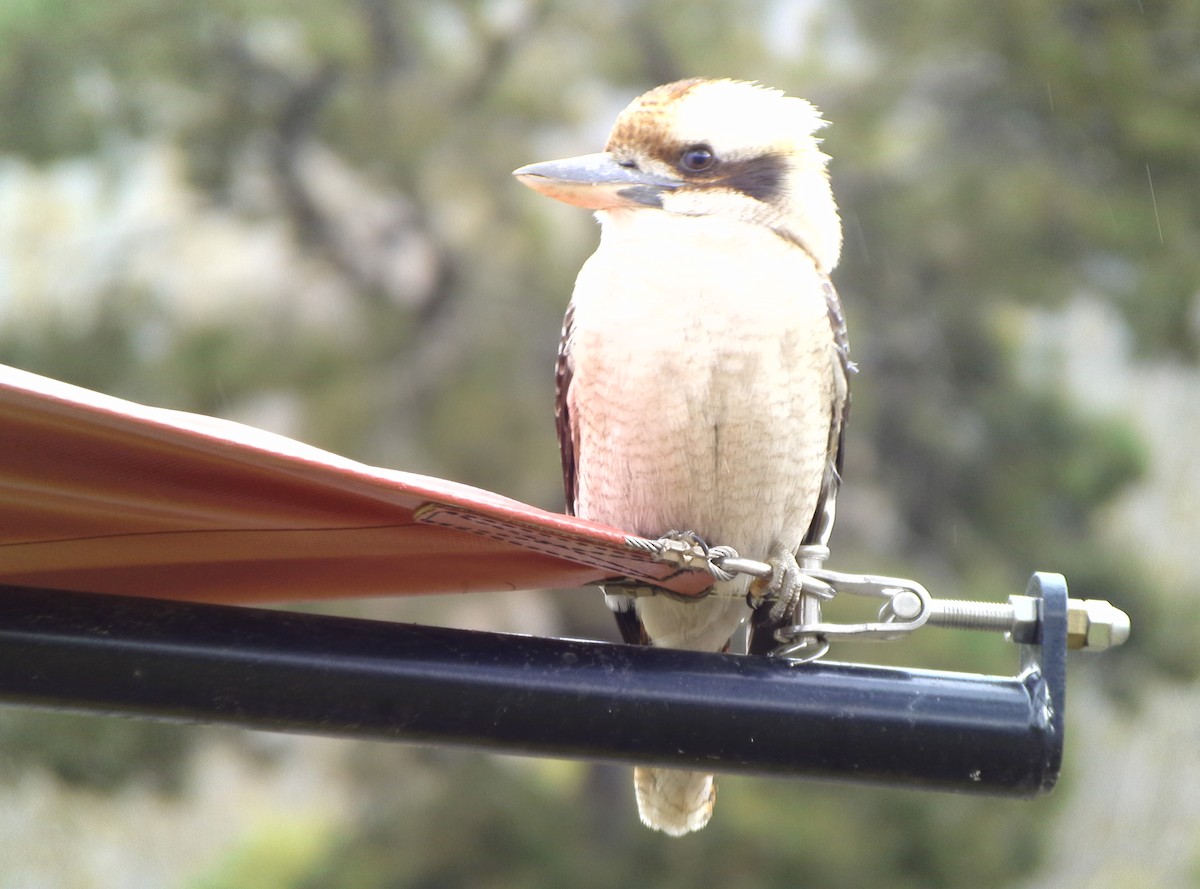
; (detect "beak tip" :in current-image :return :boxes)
[512,153,675,209]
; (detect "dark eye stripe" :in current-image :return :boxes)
[719,153,787,202]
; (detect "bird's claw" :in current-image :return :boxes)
[753,546,805,623]
[661,530,710,553]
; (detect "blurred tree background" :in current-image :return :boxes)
[1,1,1198,886]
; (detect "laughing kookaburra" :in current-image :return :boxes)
[514,78,851,836]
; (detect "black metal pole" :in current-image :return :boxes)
[0,574,1066,796]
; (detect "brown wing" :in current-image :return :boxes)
[555,299,578,515]
[802,276,854,548]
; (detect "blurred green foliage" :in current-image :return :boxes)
[0,710,191,794]
[293,748,1050,889]
[0,0,1197,886]
[188,813,335,889]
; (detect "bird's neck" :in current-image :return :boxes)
[597,208,835,274]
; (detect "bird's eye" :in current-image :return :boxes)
[679,145,716,172]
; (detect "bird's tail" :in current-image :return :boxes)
[633,766,716,836]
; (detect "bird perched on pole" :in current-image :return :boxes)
[514,78,851,836]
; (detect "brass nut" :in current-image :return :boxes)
[1067,599,1132,651]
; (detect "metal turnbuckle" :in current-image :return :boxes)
[628,536,1131,662]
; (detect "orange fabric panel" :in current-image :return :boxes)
[0,366,709,604]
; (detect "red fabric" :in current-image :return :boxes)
[0,366,709,604]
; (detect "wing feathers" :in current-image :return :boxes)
[554,300,578,516]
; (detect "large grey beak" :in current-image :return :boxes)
[513,152,678,210]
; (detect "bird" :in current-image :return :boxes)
[514,78,851,836]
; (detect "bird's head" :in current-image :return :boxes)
[514,78,841,272]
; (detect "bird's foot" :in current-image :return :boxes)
[747,545,838,659]
[660,529,710,552]
[751,544,806,623]
[634,529,713,572]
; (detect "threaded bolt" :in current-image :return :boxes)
[923,594,1129,650]
[924,595,1039,644]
